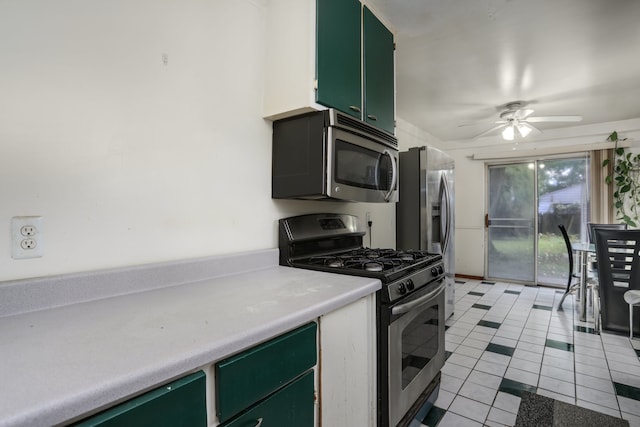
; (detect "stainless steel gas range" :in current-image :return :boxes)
[279,213,446,427]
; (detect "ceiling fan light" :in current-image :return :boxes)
[517,124,532,138]
[502,125,515,140]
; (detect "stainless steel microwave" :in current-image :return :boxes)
[272,109,398,203]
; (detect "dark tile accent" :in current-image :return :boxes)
[478,320,501,329]
[455,280,466,284]
[532,304,553,311]
[635,349,640,358]
[486,343,515,357]
[472,303,492,310]
[445,351,453,361]
[422,406,446,427]
[615,382,640,401]
[574,325,600,335]
[499,378,536,398]
[505,290,521,295]
[445,325,450,331]
[468,291,485,296]
[481,280,495,285]
[545,339,574,352]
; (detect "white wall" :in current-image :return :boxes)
[0,0,395,282]
[3,1,637,283]
[445,120,640,277]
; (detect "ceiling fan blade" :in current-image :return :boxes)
[514,109,534,120]
[457,119,507,128]
[526,115,583,123]
[473,123,507,139]
[517,122,542,138]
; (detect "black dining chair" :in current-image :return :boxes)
[557,225,581,309]
[557,225,599,326]
[588,223,628,271]
[588,223,628,243]
[594,228,640,335]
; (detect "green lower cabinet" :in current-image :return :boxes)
[220,371,315,427]
[70,371,207,427]
[215,322,317,423]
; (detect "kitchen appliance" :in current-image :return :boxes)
[272,109,399,203]
[397,146,456,319]
[279,213,445,427]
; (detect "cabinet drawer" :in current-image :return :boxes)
[71,371,206,427]
[220,370,314,427]
[215,322,317,422]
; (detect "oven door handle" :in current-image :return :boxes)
[392,280,445,315]
[383,149,397,202]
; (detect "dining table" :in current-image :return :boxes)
[571,242,595,322]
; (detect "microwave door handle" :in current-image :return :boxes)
[383,149,397,202]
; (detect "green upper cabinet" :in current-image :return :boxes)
[264,0,395,134]
[363,6,395,134]
[316,0,362,119]
[316,0,395,132]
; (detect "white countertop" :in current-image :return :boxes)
[0,249,380,427]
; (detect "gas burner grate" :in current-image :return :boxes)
[305,248,437,274]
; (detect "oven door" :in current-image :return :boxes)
[326,127,398,203]
[387,279,445,427]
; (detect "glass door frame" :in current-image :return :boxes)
[484,153,590,286]
[484,160,539,285]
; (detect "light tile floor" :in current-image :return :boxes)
[420,279,640,427]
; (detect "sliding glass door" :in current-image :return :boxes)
[536,157,589,286]
[487,163,536,282]
[487,156,589,286]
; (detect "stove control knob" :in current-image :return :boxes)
[398,282,407,295]
[438,265,445,275]
[406,279,415,291]
[431,267,438,276]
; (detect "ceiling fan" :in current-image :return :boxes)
[474,102,583,140]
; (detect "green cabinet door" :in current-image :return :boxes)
[71,371,207,427]
[316,0,362,119]
[363,6,395,134]
[220,371,315,427]
[215,322,317,423]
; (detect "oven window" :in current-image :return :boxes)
[401,304,439,389]
[334,139,392,190]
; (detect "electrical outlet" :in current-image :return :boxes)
[20,239,37,250]
[21,225,37,236]
[11,216,43,259]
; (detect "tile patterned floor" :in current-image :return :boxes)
[419,279,640,427]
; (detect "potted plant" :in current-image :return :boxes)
[602,131,640,227]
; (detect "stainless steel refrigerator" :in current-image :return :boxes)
[396,146,455,319]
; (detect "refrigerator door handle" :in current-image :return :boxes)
[440,175,452,255]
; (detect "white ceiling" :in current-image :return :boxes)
[368,0,640,142]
